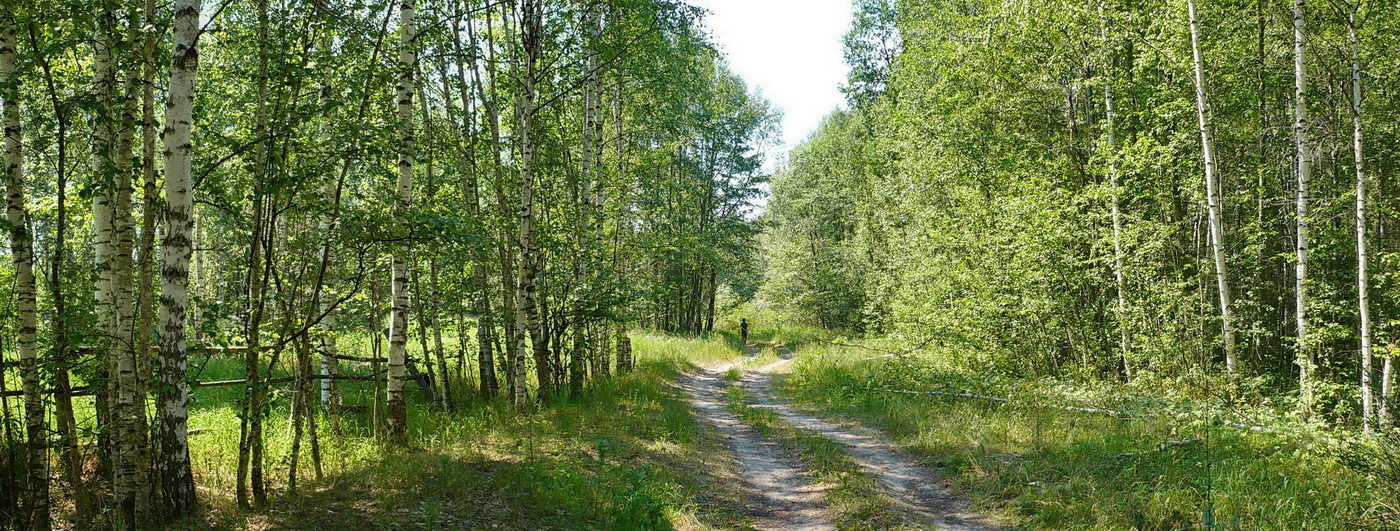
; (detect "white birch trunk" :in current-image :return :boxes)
[387,0,416,441]
[1187,0,1237,374]
[1348,15,1373,431]
[512,0,544,409]
[1102,6,1130,380]
[316,77,341,416]
[1291,0,1313,413]
[1,19,49,529]
[109,14,146,521]
[158,0,201,514]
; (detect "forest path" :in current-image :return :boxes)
[733,344,1002,531]
[677,349,834,530]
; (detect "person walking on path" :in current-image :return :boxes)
[740,318,750,347]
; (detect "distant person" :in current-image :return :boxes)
[740,318,749,346]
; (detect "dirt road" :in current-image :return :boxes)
[679,344,1000,530]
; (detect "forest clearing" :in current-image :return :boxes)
[4,0,1400,528]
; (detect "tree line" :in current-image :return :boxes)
[764,0,1400,428]
[0,0,774,527]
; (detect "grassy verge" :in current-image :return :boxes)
[775,342,1393,529]
[723,385,919,530]
[175,330,751,529]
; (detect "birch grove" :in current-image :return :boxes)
[0,0,766,525]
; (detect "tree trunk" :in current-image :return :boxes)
[316,78,343,435]
[1186,0,1237,375]
[133,0,160,515]
[238,0,271,507]
[1102,5,1130,380]
[1348,14,1373,431]
[2,20,49,531]
[430,258,453,411]
[512,0,545,410]
[387,0,417,442]
[157,0,201,514]
[109,12,144,522]
[1291,0,1313,415]
[25,16,85,523]
[468,1,520,403]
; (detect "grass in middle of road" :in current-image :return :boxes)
[724,384,924,530]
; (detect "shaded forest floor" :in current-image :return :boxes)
[181,333,758,530]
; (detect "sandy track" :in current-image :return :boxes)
[677,356,833,530]
[742,355,1001,530]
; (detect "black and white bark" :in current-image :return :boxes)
[2,18,49,531]
[157,0,201,514]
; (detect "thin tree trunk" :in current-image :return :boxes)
[1348,14,1373,431]
[470,1,520,402]
[430,258,453,411]
[2,20,49,531]
[133,0,160,514]
[316,79,343,436]
[237,0,271,506]
[110,12,144,522]
[1102,5,1130,380]
[1187,0,1237,375]
[91,8,118,485]
[370,268,385,439]
[157,0,201,514]
[512,0,545,410]
[1291,0,1313,415]
[25,18,84,523]
[387,0,417,442]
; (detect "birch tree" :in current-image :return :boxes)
[1,17,49,531]
[1101,4,1130,380]
[1291,0,1313,414]
[158,0,201,514]
[448,7,498,398]
[1186,0,1237,374]
[1344,7,1376,431]
[511,0,544,409]
[387,0,417,441]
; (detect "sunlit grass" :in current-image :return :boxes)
[4,329,755,529]
[778,342,1393,529]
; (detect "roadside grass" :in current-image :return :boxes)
[723,385,919,530]
[3,329,753,529]
[777,342,1394,529]
[191,330,756,529]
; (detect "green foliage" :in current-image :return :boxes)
[763,0,1400,422]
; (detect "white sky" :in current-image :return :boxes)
[690,0,852,168]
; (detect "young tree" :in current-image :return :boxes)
[511,0,544,409]
[1346,6,1374,430]
[1101,4,1130,379]
[1186,0,1237,375]
[1291,0,1313,415]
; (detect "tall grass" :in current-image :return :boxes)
[778,342,1393,529]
